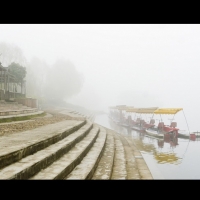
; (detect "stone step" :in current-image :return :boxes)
[117,134,140,179]
[88,114,95,122]
[0,122,93,179]
[59,110,85,119]
[0,110,44,121]
[65,127,107,180]
[111,133,127,179]
[30,126,100,179]
[0,108,38,116]
[92,128,115,180]
[0,119,86,169]
[123,136,153,179]
[87,112,95,122]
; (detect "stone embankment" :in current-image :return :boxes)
[0,107,153,179]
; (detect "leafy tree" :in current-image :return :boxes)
[8,62,26,83]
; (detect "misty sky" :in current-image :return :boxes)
[1,24,200,131]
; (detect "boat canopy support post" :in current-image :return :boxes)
[160,114,163,122]
[134,112,137,120]
[145,114,147,121]
[170,114,175,124]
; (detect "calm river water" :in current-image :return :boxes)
[94,113,200,179]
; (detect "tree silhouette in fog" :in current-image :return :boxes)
[44,59,84,102]
[0,42,27,66]
[8,62,26,83]
[0,42,84,103]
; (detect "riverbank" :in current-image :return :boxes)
[0,107,154,179]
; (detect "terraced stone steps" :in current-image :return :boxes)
[0,121,92,179]
[92,128,115,180]
[66,110,95,123]
[30,125,100,179]
[0,110,44,122]
[65,127,107,179]
[0,108,38,116]
[123,136,153,179]
[111,133,127,179]
[0,120,85,170]
[0,108,154,179]
[85,112,95,122]
[117,134,140,179]
[87,113,95,122]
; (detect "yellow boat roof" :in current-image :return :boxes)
[125,106,134,111]
[126,107,158,113]
[111,106,183,115]
[126,108,139,112]
[116,105,127,110]
[109,105,129,110]
[154,108,183,114]
[136,107,159,114]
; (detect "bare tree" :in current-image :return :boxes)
[0,42,27,66]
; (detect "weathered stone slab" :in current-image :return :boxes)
[0,119,85,169]
[0,122,92,179]
[111,134,127,179]
[30,126,99,180]
[92,129,114,180]
[66,127,107,180]
[0,110,43,119]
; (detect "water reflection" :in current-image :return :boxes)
[108,116,182,165]
[95,114,200,179]
[153,151,182,164]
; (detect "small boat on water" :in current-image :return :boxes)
[109,105,133,127]
[157,133,179,148]
[108,106,123,125]
[109,105,195,140]
[145,108,182,139]
[126,107,159,134]
[178,130,200,140]
[125,107,186,140]
[109,106,185,139]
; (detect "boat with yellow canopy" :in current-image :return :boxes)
[109,105,130,126]
[145,108,183,139]
[125,107,159,132]
[109,105,195,140]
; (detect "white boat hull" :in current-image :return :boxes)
[146,129,164,138]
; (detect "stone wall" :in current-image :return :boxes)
[15,98,38,108]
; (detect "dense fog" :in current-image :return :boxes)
[0,24,200,131]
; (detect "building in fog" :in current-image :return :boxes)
[0,62,26,101]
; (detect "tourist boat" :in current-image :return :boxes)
[125,107,183,139]
[109,106,188,140]
[108,106,121,124]
[109,105,130,126]
[145,108,183,139]
[178,130,200,140]
[126,107,159,133]
[157,134,179,148]
[146,108,197,140]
